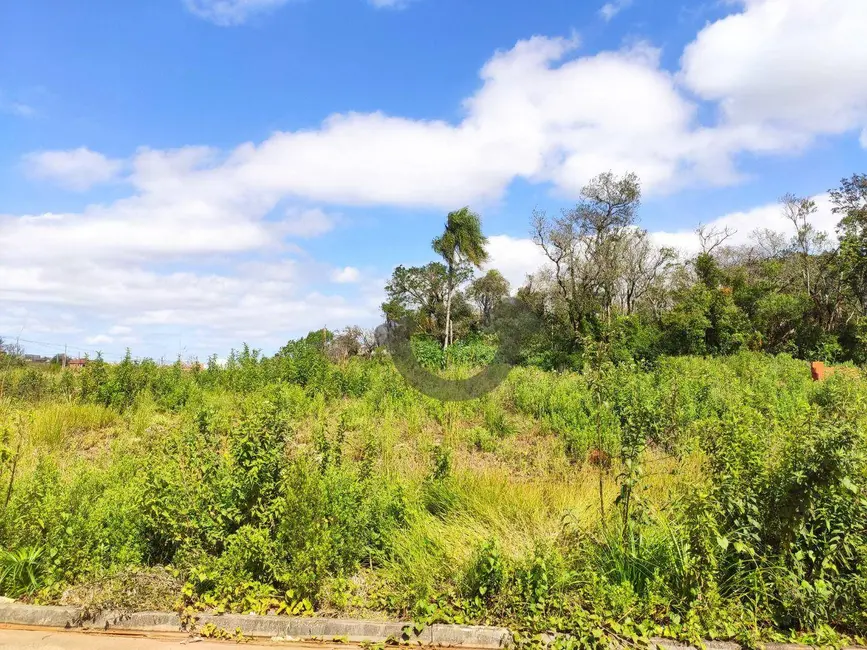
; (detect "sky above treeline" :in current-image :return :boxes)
[1,0,866,361]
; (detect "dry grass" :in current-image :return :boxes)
[28,402,120,450]
[59,567,182,613]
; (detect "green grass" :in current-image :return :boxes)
[29,402,119,449]
[0,351,864,646]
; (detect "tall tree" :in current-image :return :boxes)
[575,171,642,323]
[532,171,644,340]
[619,229,675,315]
[830,174,867,316]
[383,262,449,337]
[780,193,826,298]
[432,208,489,348]
[468,269,510,326]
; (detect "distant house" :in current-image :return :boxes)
[67,358,87,370]
[24,354,50,363]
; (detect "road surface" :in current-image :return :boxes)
[0,627,348,649]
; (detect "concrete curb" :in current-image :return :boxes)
[0,604,863,650]
[0,603,82,629]
[0,603,512,648]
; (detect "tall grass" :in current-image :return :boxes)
[0,351,863,643]
[29,403,119,449]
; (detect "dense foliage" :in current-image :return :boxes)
[0,349,865,647]
[385,173,867,368]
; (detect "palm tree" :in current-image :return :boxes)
[432,207,489,349]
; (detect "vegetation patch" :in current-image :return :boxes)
[1,171,866,647]
[0,351,864,648]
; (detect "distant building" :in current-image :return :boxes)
[67,358,87,370]
[24,354,50,363]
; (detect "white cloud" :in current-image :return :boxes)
[184,0,407,24]
[183,0,292,25]
[332,266,361,283]
[283,207,336,238]
[1,100,34,117]
[23,147,124,191]
[599,0,632,21]
[486,194,839,289]
[6,7,867,353]
[681,0,867,147]
[368,0,409,7]
[0,90,36,117]
[860,128,867,149]
[89,36,754,212]
[0,256,381,359]
[485,235,549,291]
[14,13,867,219]
[651,194,837,256]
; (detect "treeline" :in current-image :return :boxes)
[5,173,865,374]
[383,172,867,367]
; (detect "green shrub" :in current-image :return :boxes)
[0,351,864,644]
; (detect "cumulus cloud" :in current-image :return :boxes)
[23,147,124,191]
[133,13,863,206]
[6,2,867,354]
[282,208,336,238]
[332,266,361,283]
[487,193,838,283]
[42,36,768,215]
[599,0,632,21]
[681,0,867,148]
[1,255,381,358]
[485,235,549,291]
[20,4,867,214]
[652,194,837,256]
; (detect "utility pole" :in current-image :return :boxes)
[63,344,67,370]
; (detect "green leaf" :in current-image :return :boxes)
[841,476,858,494]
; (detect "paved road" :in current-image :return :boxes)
[0,628,328,649]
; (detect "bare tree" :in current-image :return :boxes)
[532,172,644,335]
[619,229,676,315]
[696,222,737,255]
[327,326,365,362]
[572,171,642,323]
[780,193,827,297]
[0,337,25,370]
[751,228,789,260]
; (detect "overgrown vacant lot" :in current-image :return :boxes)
[0,350,865,647]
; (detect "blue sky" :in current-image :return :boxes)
[2,0,866,361]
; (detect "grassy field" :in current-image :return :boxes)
[0,350,865,647]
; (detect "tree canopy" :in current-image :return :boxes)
[382,171,867,368]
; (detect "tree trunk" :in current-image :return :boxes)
[443,291,452,350]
